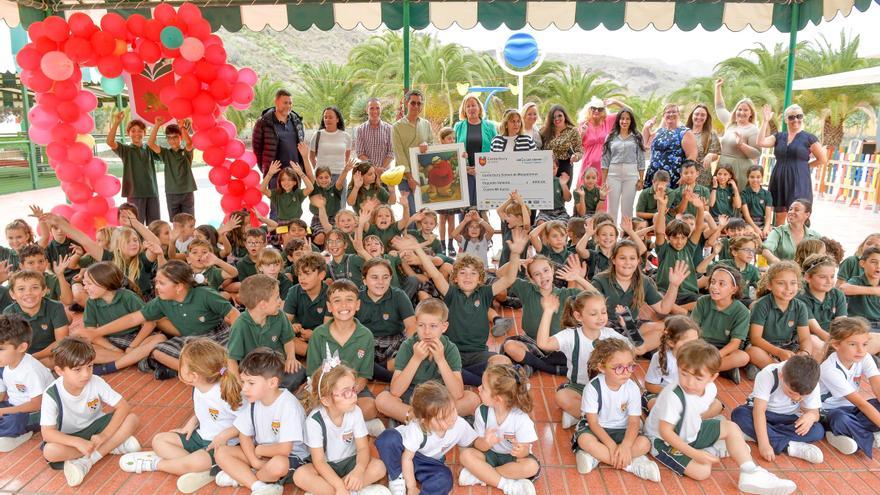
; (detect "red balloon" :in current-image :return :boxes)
[27,21,46,41]
[63,36,92,64]
[178,3,203,24]
[121,52,145,74]
[242,170,260,187]
[53,80,79,101]
[242,187,261,207]
[73,114,94,134]
[175,75,200,99]
[168,98,193,120]
[186,18,211,40]
[158,85,178,106]
[227,180,245,197]
[83,158,107,179]
[51,123,77,144]
[43,16,70,43]
[154,3,178,24]
[191,113,216,132]
[191,131,211,150]
[126,14,147,37]
[75,91,98,112]
[86,196,109,215]
[229,160,249,179]
[203,147,226,167]
[204,44,226,65]
[208,165,231,186]
[65,181,92,204]
[51,204,75,219]
[21,70,53,93]
[209,126,230,147]
[56,163,82,183]
[143,19,163,42]
[67,142,92,165]
[172,57,195,75]
[193,60,217,82]
[91,31,116,56]
[208,79,232,100]
[100,13,127,38]
[68,13,97,37]
[70,211,93,233]
[46,143,68,162]
[93,175,121,197]
[138,40,161,63]
[226,139,245,158]
[57,101,81,123]
[191,92,215,115]
[97,55,124,78]
[216,64,237,83]
[220,194,242,214]
[255,201,270,217]
[231,83,254,104]
[15,46,41,70]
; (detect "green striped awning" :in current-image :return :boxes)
[2,0,878,33]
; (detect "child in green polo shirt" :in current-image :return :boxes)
[233,228,266,286]
[375,298,480,423]
[347,161,392,211]
[32,208,78,283]
[698,235,761,301]
[326,228,364,290]
[709,164,741,220]
[2,270,68,367]
[668,161,711,220]
[836,233,880,287]
[79,262,166,376]
[746,261,819,381]
[529,220,574,288]
[306,163,346,249]
[283,252,330,357]
[256,248,293,300]
[654,189,707,310]
[108,112,159,224]
[365,197,412,251]
[691,265,751,384]
[841,247,880,331]
[227,274,305,392]
[186,239,238,291]
[17,244,72,306]
[261,159,314,223]
[356,258,415,383]
[306,280,383,429]
[635,170,670,224]
[798,254,849,343]
[93,261,238,380]
[147,117,196,218]
[739,165,774,239]
[538,160,572,223]
[574,167,605,218]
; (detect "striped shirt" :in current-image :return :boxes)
[489,135,538,152]
[354,120,393,168]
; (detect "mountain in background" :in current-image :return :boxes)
[218,28,703,96]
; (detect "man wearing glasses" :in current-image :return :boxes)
[392,90,434,213]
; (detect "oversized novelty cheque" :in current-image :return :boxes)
[475,150,554,210]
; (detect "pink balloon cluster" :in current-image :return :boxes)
[16,2,263,235]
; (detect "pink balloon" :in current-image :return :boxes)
[237,68,257,85]
[87,196,109,215]
[208,165,231,186]
[226,139,245,158]
[45,143,68,162]
[66,182,92,204]
[70,210,92,231]
[51,123,77,144]
[73,114,95,134]
[28,125,52,146]
[231,83,253,104]
[104,208,120,226]
[242,170,260,187]
[41,51,74,81]
[179,37,204,61]
[240,150,257,165]
[255,201,270,217]
[83,158,107,179]
[172,57,195,75]
[191,131,211,149]
[93,175,121,197]
[51,204,74,219]
[74,90,98,112]
[67,142,92,165]
[28,105,57,127]
[56,163,82,182]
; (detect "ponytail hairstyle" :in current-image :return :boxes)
[304,364,357,412]
[482,364,532,414]
[793,238,826,268]
[599,240,646,310]
[756,260,801,298]
[179,338,242,410]
[560,290,605,328]
[800,253,837,278]
[658,315,701,377]
[824,316,870,361]
[587,338,635,379]
[410,381,456,430]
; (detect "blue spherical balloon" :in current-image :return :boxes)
[503,33,539,70]
[100,76,124,96]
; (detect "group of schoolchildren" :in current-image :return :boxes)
[0,114,878,495]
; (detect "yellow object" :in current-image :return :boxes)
[76,133,96,149]
[381,166,406,186]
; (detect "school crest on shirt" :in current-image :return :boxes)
[208,408,219,421]
[382,313,389,321]
[620,402,629,413]
[271,335,278,342]
[41,323,48,331]
[503,433,516,444]
[199,316,206,323]
[787,320,794,328]
[271,420,281,435]
[14,383,26,393]
[357,349,365,359]
[474,300,480,308]
[87,398,100,411]
[317,307,324,314]
[342,430,354,444]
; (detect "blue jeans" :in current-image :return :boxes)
[731,404,824,454]
[375,429,453,495]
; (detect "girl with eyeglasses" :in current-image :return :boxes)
[756,104,828,224]
[572,338,660,481]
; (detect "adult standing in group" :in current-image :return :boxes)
[392,89,433,214]
[686,104,721,187]
[762,199,822,263]
[642,103,697,189]
[540,105,583,185]
[521,102,542,149]
[757,103,827,224]
[576,96,628,188]
[309,106,352,187]
[454,94,497,212]
[714,78,761,188]
[490,109,538,152]
[252,89,305,185]
[600,109,645,223]
[354,98,394,175]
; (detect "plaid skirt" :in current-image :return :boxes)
[154,321,231,359]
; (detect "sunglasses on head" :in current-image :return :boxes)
[787,114,804,122]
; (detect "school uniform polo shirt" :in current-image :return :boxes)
[409,231,443,257]
[691,296,750,346]
[509,278,580,339]
[44,272,61,301]
[578,185,601,214]
[394,334,462,386]
[845,275,880,322]
[0,246,19,271]
[157,146,196,194]
[740,187,773,226]
[329,254,364,289]
[114,142,158,198]
[796,287,847,330]
[444,284,494,353]
[635,188,659,218]
[83,288,144,336]
[586,248,611,280]
[349,186,390,213]
[356,287,414,338]
[656,240,699,294]
[3,297,68,354]
[140,286,231,337]
[710,184,738,218]
[366,224,402,249]
[306,319,375,379]
[277,274,293,300]
[46,239,77,280]
[837,255,862,282]
[0,287,11,313]
[309,184,343,218]
[283,283,328,330]
[236,255,258,281]
[271,188,306,222]
[227,311,294,361]
[591,273,662,320]
[749,294,810,346]
[668,184,711,217]
[200,265,225,290]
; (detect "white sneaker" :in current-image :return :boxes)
[176,470,214,493]
[366,418,386,438]
[458,468,485,487]
[705,439,729,458]
[786,441,823,464]
[111,436,141,455]
[388,476,406,495]
[119,451,158,473]
[826,431,858,455]
[63,457,93,487]
[214,470,240,487]
[737,466,796,495]
[629,455,661,482]
[562,412,579,429]
[251,484,283,495]
[358,484,392,495]
[575,450,599,474]
[0,431,32,452]
[509,479,537,495]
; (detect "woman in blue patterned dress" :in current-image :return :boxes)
[756,103,827,225]
[642,103,697,189]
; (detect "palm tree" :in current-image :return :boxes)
[626,93,666,126]
[714,42,807,98]
[294,62,363,128]
[537,66,625,122]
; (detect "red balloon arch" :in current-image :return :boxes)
[16,2,263,237]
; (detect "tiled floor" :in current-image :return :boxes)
[4,307,880,495]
